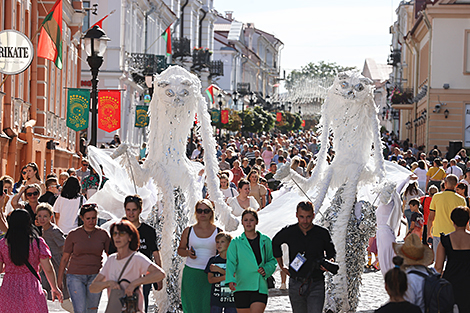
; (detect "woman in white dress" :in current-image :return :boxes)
[227,180,259,216]
[413,160,428,193]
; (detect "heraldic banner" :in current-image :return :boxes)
[135,105,149,128]
[98,90,121,132]
[66,88,90,131]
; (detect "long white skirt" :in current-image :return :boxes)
[376,225,396,277]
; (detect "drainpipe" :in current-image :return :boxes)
[422,11,432,152]
[408,37,419,144]
[180,0,189,39]
[198,8,207,48]
[144,5,156,53]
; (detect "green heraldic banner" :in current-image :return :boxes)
[135,105,149,128]
[67,88,90,131]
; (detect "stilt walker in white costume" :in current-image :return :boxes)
[275,71,386,312]
[112,66,238,312]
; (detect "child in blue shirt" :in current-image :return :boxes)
[205,232,236,313]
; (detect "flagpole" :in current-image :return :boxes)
[0,75,9,89]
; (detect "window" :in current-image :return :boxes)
[82,1,90,32]
[465,30,470,74]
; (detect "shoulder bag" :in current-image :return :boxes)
[105,252,136,313]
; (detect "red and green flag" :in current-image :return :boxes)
[37,0,63,69]
[161,26,172,56]
[205,84,221,104]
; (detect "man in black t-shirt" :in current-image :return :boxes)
[272,201,336,313]
[38,177,59,206]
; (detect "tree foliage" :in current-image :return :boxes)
[241,106,275,134]
[276,112,302,132]
[221,109,243,132]
[285,61,356,90]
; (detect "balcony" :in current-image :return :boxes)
[237,83,251,95]
[390,88,414,110]
[209,60,224,77]
[127,53,168,76]
[387,49,401,67]
[192,49,211,70]
[172,37,191,58]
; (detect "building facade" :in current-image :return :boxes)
[389,0,470,154]
[0,0,84,181]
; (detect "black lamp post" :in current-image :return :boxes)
[249,91,256,107]
[232,92,241,134]
[288,102,292,112]
[218,94,223,145]
[83,25,110,147]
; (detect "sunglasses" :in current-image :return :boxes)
[22,171,27,175]
[26,191,39,197]
[81,203,98,209]
[125,196,141,202]
[51,185,60,188]
[196,208,212,214]
[112,230,128,237]
[82,163,89,166]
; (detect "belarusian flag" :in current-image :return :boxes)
[205,85,221,104]
[161,26,172,56]
[37,0,63,69]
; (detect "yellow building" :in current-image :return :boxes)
[0,0,84,181]
[389,0,470,156]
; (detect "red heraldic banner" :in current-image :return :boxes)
[276,112,282,122]
[98,90,121,132]
[221,110,229,124]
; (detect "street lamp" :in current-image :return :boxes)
[218,94,223,145]
[249,92,257,107]
[83,25,110,147]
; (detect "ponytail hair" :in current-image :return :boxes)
[384,256,407,298]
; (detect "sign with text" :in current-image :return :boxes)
[0,29,34,75]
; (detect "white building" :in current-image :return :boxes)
[81,0,175,146]
[212,12,283,110]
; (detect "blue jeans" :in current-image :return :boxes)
[67,273,102,313]
[210,306,237,313]
[143,283,151,313]
[404,208,412,229]
[288,278,325,313]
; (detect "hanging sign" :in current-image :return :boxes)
[276,112,282,122]
[221,110,229,124]
[98,90,121,132]
[302,120,306,127]
[66,88,90,131]
[211,109,220,124]
[135,105,149,128]
[0,29,34,75]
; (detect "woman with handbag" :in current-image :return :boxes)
[226,208,277,313]
[0,209,63,313]
[57,203,110,313]
[90,220,165,313]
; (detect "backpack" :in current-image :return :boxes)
[408,269,455,313]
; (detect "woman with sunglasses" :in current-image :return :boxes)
[53,176,85,234]
[178,199,220,313]
[12,165,27,194]
[90,220,165,312]
[11,184,41,223]
[57,204,110,313]
[226,208,276,313]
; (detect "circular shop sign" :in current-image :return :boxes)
[0,29,34,75]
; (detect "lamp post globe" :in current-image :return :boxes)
[83,25,110,147]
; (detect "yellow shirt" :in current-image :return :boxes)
[429,190,466,236]
[426,167,446,180]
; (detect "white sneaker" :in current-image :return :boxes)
[280,283,287,290]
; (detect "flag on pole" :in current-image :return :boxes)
[205,84,221,104]
[37,0,63,69]
[161,26,172,56]
[91,10,115,28]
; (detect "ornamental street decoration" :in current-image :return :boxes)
[0,29,34,75]
[98,90,121,132]
[135,105,149,128]
[66,88,90,131]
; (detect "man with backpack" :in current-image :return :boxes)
[394,234,455,313]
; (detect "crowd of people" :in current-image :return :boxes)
[0,129,469,313]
